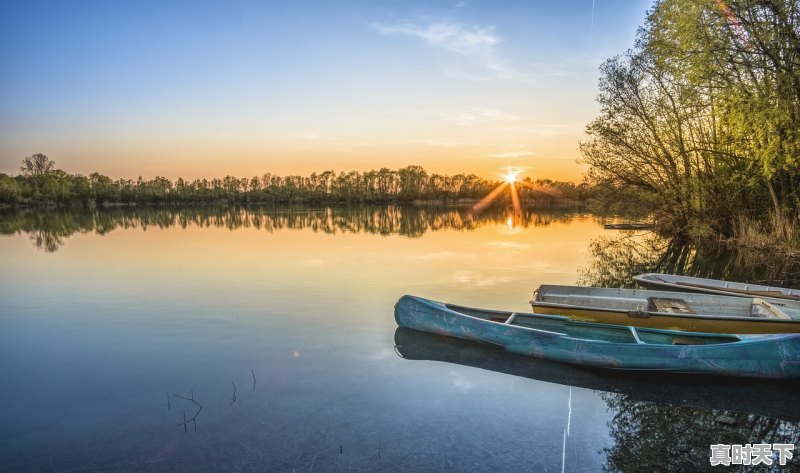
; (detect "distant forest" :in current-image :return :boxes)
[0,154,590,206]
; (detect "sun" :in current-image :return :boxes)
[473,166,525,216]
[504,170,519,184]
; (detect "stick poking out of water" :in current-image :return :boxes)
[251,369,257,391]
[174,390,203,432]
[231,382,238,404]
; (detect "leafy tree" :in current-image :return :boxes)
[583,0,800,239]
[19,153,55,195]
[0,173,22,203]
[20,153,55,179]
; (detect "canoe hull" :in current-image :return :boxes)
[395,295,800,379]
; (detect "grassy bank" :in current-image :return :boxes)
[730,213,800,257]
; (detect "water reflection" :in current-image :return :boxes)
[0,205,585,252]
[580,233,800,289]
[394,327,800,421]
[395,327,800,471]
[602,395,800,472]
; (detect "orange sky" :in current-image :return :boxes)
[0,1,652,183]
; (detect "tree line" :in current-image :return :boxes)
[0,154,589,206]
[582,0,799,247]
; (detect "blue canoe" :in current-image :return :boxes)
[394,295,800,379]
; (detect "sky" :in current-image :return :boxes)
[0,0,653,182]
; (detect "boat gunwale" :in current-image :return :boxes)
[404,297,766,347]
[634,273,800,299]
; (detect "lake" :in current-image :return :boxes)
[1,205,799,472]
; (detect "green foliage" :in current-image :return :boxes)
[0,173,22,204]
[583,0,800,238]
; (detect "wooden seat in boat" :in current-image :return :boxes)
[647,298,697,314]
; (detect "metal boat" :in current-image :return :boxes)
[531,285,800,334]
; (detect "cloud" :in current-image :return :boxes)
[486,241,531,249]
[300,258,324,266]
[452,270,512,287]
[372,21,524,80]
[405,138,462,148]
[526,125,573,137]
[450,370,473,390]
[292,131,322,140]
[373,21,499,55]
[487,150,536,159]
[442,107,522,126]
[409,251,462,260]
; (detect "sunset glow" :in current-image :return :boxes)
[0,1,652,182]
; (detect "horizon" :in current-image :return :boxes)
[0,0,652,183]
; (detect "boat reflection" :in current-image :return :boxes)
[394,327,800,421]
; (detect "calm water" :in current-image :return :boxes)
[1,206,799,472]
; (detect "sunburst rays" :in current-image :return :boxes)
[472,166,524,218]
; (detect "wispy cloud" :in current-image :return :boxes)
[373,21,499,56]
[292,131,322,140]
[292,131,342,141]
[409,251,462,260]
[372,21,524,80]
[526,125,574,137]
[450,370,473,390]
[442,107,522,126]
[405,138,463,148]
[486,241,531,249]
[452,270,512,287]
[487,150,536,159]
[300,258,324,266]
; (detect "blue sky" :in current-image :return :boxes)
[0,0,653,181]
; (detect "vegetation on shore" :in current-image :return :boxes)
[1,155,588,206]
[582,0,799,252]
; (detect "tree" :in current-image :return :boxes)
[20,153,55,178]
[20,153,55,195]
[0,173,22,203]
[582,0,800,239]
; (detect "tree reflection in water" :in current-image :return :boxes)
[602,394,800,472]
[0,204,585,252]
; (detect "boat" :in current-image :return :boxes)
[530,285,800,334]
[394,327,800,421]
[603,223,653,230]
[394,295,800,379]
[634,273,800,308]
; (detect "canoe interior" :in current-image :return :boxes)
[445,304,741,346]
[532,285,799,321]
